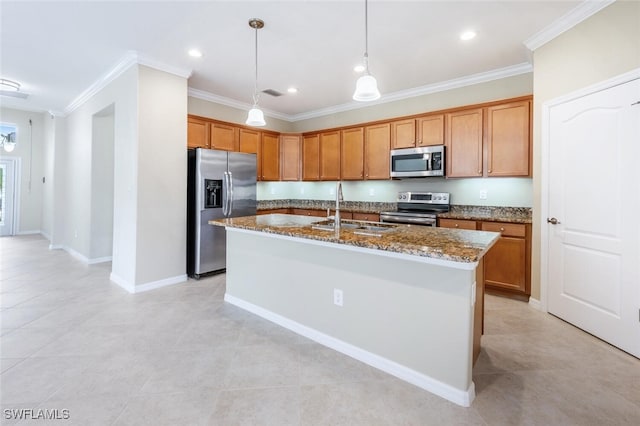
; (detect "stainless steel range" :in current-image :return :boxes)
[380,192,450,227]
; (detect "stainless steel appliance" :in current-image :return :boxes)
[187,148,256,278]
[390,145,445,178]
[380,191,450,227]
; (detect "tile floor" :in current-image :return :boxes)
[1,235,639,425]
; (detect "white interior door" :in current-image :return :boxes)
[0,158,17,236]
[547,77,640,358]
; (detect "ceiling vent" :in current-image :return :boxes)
[261,88,284,97]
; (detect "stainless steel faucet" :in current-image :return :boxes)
[335,181,343,230]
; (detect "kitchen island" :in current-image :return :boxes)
[210,214,499,406]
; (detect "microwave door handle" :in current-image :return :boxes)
[424,153,431,171]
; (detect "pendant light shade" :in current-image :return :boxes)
[246,107,266,127]
[353,0,380,102]
[246,18,266,127]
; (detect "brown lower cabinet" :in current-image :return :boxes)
[438,218,531,300]
[290,209,326,217]
[352,212,380,222]
[257,209,290,215]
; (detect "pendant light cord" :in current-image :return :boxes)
[253,25,259,106]
[364,0,370,73]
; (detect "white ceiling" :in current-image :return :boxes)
[1,0,590,120]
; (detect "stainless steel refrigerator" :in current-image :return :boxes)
[187,148,256,278]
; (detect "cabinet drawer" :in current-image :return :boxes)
[352,212,379,222]
[481,222,525,238]
[438,218,477,230]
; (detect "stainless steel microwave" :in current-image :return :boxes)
[390,146,445,178]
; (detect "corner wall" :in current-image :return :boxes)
[531,0,640,300]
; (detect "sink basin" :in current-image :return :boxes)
[311,219,396,234]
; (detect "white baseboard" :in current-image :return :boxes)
[528,297,543,312]
[64,246,90,263]
[16,230,41,235]
[87,256,112,265]
[224,293,475,407]
[49,244,64,250]
[40,230,51,241]
[110,272,187,294]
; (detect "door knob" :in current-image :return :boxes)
[547,217,561,225]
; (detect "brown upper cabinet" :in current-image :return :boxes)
[391,114,444,149]
[341,127,365,180]
[187,117,210,149]
[280,134,301,181]
[210,122,239,151]
[364,123,390,180]
[302,134,320,181]
[320,131,341,181]
[485,101,531,177]
[239,128,260,154]
[261,133,280,181]
[445,108,484,178]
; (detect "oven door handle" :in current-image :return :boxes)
[380,214,436,226]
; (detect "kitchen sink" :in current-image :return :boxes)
[311,220,396,234]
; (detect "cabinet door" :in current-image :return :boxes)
[438,218,477,230]
[341,128,364,180]
[187,118,210,149]
[486,101,530,177]
[445,108,483,177]
[239,128,260,154]
[292,209,325,217]
[211,123,238,151]
[320,131,341,180]
[280,134,301,181]
[483,237,526,293]
[416,114,444,147]
[352,212,380,222]
[302,134,320,181]
[391,119,415,149]
[365,123,390,180]
[261,133,280,181]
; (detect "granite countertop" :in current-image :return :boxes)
[437,205,532,224]
[210,214,500,264]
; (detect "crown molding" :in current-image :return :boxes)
[188,88,291,122]
[63,51,192,116]
[524,0,615,51]
[287,62,533,122]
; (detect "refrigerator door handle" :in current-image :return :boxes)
[222,171,229,216]
[228,172,234,216]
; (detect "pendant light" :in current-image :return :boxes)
[246,18,266,127]
[353,0,380,102]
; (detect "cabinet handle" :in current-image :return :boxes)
[500,227,505,232]
[455,224,459,228]
[478,170,481,174]
[488,169,492,173]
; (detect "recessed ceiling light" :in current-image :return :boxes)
[287,87,298,94]
[188,49,203,58]
[353,64,365,73]
[460,31,476,41]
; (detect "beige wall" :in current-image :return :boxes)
[531,0,640,300]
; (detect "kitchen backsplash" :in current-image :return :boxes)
[257,178,533,207]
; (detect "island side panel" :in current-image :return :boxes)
[225,229,477,403]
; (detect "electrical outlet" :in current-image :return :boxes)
[329,187,335,196]
[74,230,78,238]
[369,188,375,196]
[300,187,305,194]
[333,289,343,307]
[270,187,276,195]
[479,189,487,200]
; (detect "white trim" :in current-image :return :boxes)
[64,51,192,116]
[87,256,112,265]
[110,272,187,294]
[64,245,90,263]
[16,230,41,235]
[49,244,64,250]
[540,67,640,314]
[187,88,291,122]
[225,293,475,407]
[226,227,481,270]
[524,0,616,51]
[528,297,543,312]
[189,63,532,123]
[40,230,51,241]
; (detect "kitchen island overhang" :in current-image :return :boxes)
[210,214,499,407]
